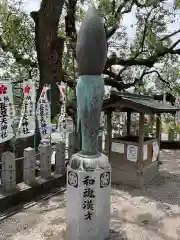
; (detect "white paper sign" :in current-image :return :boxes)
[36,85,51,139]
[143,144,148,160]
[127,145,138,162]
[152,141,159,162]
[0,82,15,143]
[111,142,124,153]
[16,81,36,139]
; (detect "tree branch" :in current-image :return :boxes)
[65,0,78,44]
[106,0,156,39]
[160,28,180,41]
[140,70,171,89]
[104,76,139,91]
[106,43,180,68]
[106,0,131,39]
[170,39,180,50]
[138,7,155,53]
[134,0,165,7]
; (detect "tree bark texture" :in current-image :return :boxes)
[31,0,65,119]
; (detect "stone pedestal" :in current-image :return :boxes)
[40,142,51,178]
[23,147,36,184]
[1,151,16,192]
[66,152,111,240]
[55,141,65,175]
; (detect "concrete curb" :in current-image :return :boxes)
[0,172,66,213]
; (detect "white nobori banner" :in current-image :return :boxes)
[16,81,36,139]
[57,82,67,132]
[36,85,51,139]
[0,82,15,143]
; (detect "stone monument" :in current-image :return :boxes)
[66,6,111,240]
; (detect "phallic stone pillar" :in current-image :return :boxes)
[66,6,111,240]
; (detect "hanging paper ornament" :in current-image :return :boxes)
[16,81,36,139]
[0,82,15,143]
[36,85,51,139]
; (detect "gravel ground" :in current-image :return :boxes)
[0,150,180,240]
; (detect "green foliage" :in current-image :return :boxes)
[52,113,60,125]
[0,2,38,88]
[0,0,179,100]
[176,0,180,8]
[174,125,180,133]
[172,84,180,95]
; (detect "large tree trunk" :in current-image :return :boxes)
[31,0,65,119]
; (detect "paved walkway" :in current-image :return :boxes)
[0,150,180,240]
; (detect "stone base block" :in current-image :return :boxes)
[1,181,16,192]
[66,153,111,240]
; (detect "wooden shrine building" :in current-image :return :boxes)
[102,90,178,187]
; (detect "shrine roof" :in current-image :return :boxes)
[102,90,179,113]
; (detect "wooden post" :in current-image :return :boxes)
[23,147,36,184]
[1,151,16,192]
[156,113,161,162]
[127,111,131,135]
[168,128,174,141]
[55,141,65,175]
[40,143,51,178]
[137,113,144,171]
[106,109,112,159]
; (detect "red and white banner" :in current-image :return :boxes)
[57,82,66,101]
[16,81,36,138]
[0,82,15,143]
[36,85,51,139]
